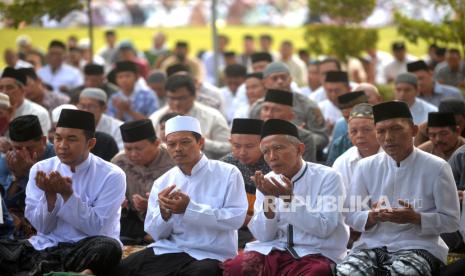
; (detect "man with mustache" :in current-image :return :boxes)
[419,112,465,160]
[0,109,126,275]
[337,101,460,275]
[116,115,247,276]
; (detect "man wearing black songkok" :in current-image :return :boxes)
[113,119,174,245]
[0,109,126,275]
[0,115,55,238]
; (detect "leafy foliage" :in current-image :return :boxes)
[0,0,83,28]
[305,0,378,61]
[394,0,465,56]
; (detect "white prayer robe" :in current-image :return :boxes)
[245,160,349,263]
[25,153,126,250]
[14,99,51,134]
[97,114,124,150]
[318,99,342,125]
[346,148,460,263]
[332,146,383,194]
[410,98,438,125]
[38,64,83,93]
[145,155,248,261]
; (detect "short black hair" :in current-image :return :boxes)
[192,132,201,142]
[166,63,191,77]
[260,34,272,41]
[49,40,66,50]
[224,64,247,78]
[84,130,95,140]
[243,34,253,40]
[159,112,181,124]
[105,29,116,36]
[320,58,342,70]
[439,98,465,117]
[165,74,196,96]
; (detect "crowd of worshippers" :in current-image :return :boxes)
[0,33,464,275]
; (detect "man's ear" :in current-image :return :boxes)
[87,137,97,151]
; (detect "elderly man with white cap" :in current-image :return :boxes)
[116,115,248,276]
[77,87,124,149]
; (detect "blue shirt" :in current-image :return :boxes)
[107,89,158,122]
[332,118,348,142]
[0,143,55,210]
[326,133,353,166]
[419,82,464,107]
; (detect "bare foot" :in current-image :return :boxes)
[79,269,94,275]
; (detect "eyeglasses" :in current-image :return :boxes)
[167,95,192,102]
[77,103,100,112]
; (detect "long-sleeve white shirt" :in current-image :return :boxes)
[145,155,248,261]
[37,64,83,93]
[97,114,124,150]
[14,99,51,134]
[245,160,349,263]
[410,98,438,125]
[332,146,383,194]
[25,153,126,250]
[346,148,460,263]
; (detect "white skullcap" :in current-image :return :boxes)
[16,35,31,46]
[165,115,202,136]
[0,93,10,109]
[80,87,107,103]
[51,104,77,123]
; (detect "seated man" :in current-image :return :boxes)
[223,119,348,276]
[337,101,460,275]
[326,91,369,166]
[150,74,231,159]
[112,119,174,245]
[332,103,381,191]
[116,115,247,276]
[221,118,271,248]
[107,61,158,121]
[260,89,316,162]
[78,87,124,150]
[0,115,55,238]
[0,109,126,275]
[419,112,465,160]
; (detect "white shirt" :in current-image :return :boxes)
[150,102,231,159]
[14,59,33,69]
[384,56,416,83]
[246,161,349,263]
[14,99,51,134]
[220,86,237,123]
[233,103,250,120]
[97,114,124,150]
[38,64,83,93]
[410,98,438,125]
[310,82,359,103]
[145,155,247,261]
[25,153,126,250]
[318,99,342,124]
[346,148,460,263]
[332,146,382,194]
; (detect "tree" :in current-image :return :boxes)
[304,0,378,61]
[0,0,95,57]
[0,0,83,28]
[394,0,465,56]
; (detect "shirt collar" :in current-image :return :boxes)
[290,159,307,183]
[177,154,208,177]
[350,146,383,163]
[387,147,417,168]
[61,153,92,174]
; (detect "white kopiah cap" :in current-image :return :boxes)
[165,115,202,136]
[51,104,78,123]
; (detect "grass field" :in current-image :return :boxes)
[0,25,429,68]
